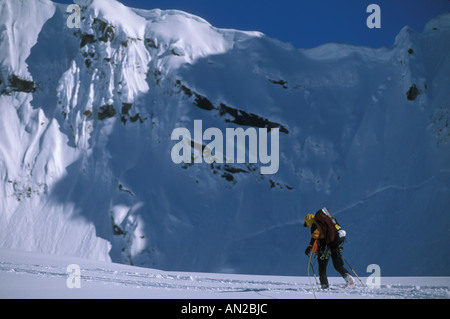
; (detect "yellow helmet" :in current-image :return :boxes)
[303,214,315,228]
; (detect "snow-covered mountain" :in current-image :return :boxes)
[0,0,449,277]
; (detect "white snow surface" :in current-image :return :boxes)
[0,0,449,281]
[1,248,449,299]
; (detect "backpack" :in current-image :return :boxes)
[314,207,346,245]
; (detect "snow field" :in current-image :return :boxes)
[1,249,449,299]
[0,0,449,283]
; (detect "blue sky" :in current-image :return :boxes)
[57,0,450,48]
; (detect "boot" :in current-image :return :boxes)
[344,273,355,288]
[321,283,329,289]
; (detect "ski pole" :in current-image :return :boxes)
[341,254,366,287]
[307,251,317,299]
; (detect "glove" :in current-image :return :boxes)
[305,245,312,256]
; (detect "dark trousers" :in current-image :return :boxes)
[317,242,349,287]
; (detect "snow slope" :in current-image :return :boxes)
[0,0,449,278]
[1,248,449,299]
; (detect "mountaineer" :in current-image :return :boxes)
[304,207,354,289]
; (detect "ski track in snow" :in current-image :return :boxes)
[1,260,449,299]
[333,172,446,217]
